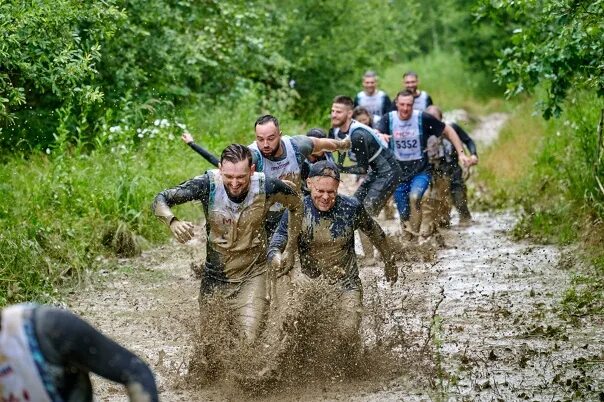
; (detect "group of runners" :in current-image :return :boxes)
[0,70,479,400]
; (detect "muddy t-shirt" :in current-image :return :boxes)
[269,195,388,290]
[377,111,445,181]
[152,172,299,282]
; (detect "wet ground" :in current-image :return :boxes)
[68,112,604,400]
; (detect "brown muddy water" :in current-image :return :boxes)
[69,210,603,401]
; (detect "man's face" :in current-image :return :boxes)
[395,95,414,120]
[331,103,352,128]
[255,122,281,157]
[308,176,338,211]
[362,77,377,95]
[403,75,419,94]
[219,159,255,198]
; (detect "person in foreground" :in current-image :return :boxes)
[0,303,158,402]
[268,160,398,345]
[152,144,302,343]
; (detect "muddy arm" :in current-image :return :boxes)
[34,306,159,402]
[151,175,209,226]
[266,179,303,269]
[357,205,398,283]
[310,137,351,154]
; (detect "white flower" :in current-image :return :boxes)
[109,126,122,133]
[154,119,161,126]
[176,122,187,130]
[168,134,175,140]
[46,148,51,154]
[138,133,144,138]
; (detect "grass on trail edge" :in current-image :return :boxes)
[474,92,604,317]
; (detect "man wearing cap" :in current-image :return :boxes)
[152,144,303,343]
[181,115,350,236]
[267,160,398,345]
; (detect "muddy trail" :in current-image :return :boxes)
[68,113,604,401]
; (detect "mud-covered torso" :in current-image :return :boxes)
[207,170,268,281]
[298,195,362,289]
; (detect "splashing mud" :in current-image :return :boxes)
[68,112,602,400]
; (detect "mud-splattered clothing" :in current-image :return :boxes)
[0,304,158,402]
[329,120,404,216]
[269,195,392,290]
[152,170,301,282]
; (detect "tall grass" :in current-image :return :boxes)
[0,90,274,305]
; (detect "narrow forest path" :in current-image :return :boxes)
[68,113,604,401]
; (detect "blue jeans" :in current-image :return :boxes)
[394,172,431,221]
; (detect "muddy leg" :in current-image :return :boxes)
[230,273,269,343]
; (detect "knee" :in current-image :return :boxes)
[409,193,422,208]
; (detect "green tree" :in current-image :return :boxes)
[478,0,604,118]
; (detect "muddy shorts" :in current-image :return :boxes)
[200,272,268,342]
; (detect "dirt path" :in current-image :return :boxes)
[68,113,604,401]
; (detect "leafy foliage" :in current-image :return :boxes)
[477,0,604,118]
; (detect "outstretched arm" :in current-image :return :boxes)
[181,132,219,167]
[357,205,398,283]
[310,137,351,154]
[151,175,209,243]
[443,124,471,167]
[34,306,158,402]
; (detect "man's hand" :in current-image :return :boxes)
[384,261,398,284]
[378,133,391,143]
[181,132,194,144]
[169,219,194,243]
[337,138,352,151]
[458,153,471,167]
[469,154,479,166]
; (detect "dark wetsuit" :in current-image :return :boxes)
[268,194,393,335]
[152,171,301,341]
[434,122,477,220]
[329,120,404,216]
[0,304,157,402]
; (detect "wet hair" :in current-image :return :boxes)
[332,95,354,109]
[403,71,418,79]
[306,127,327,138]
[395,90,415,102]
[363,70,377,79]
[220,144,253,167]
[254,114,280,131]
[352,106,373,127]
[426,105,442,120]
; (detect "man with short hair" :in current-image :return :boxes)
[152,144,303,342]
[403,71,433,112]
[353,70,392,124]
[0,303,158,402]
[377,91,471,241]
[268,160,398,344]
[329,95,404,217]
[181,115,349,235]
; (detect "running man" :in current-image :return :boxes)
[353,70,392,124]
[181,115,349,235]
[152,144,303,342]
[377,90,471,241]
[422,105,478,230]
[0,303,158,402]
[402,71,433,112]
[329,95,405,217]
[268,160,398,344]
